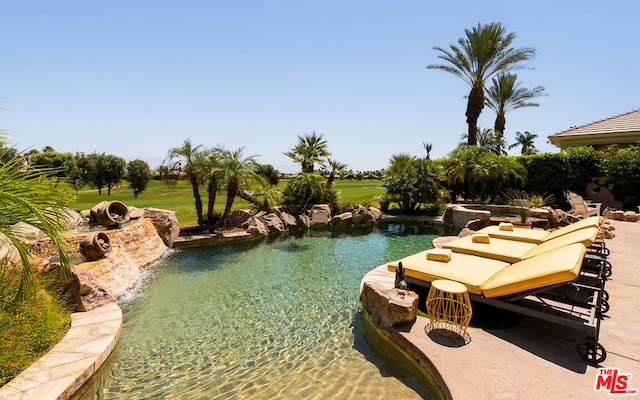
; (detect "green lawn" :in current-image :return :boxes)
[69,179,386,226]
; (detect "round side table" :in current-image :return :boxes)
[426,279,473,339]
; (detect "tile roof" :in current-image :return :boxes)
[549,108,640,138]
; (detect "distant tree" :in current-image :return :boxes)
[29,151,78,182]
[283,132,331,173]
[509,131,538,155]
[256,163,280,185]
[127,159,151,198]
[98,154,126,195]
[75,152,99,192]
[485,73,546,135]
[324,157,348,186]
[428,22,536,145]
[423,142,433,159]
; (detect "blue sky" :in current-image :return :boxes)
[1,1,638,173]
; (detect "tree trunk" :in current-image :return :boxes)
[237,188,268,211]
[465,86,485,145]
[206,176,218,227]
[494,114,506,134]
[189,171,204,228]
[217,180,238,227]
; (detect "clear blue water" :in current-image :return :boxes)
[73,223,454,399]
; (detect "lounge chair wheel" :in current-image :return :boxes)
[601,290,609,301]
[604,266,612,278]
[599,299,610,314]
[576,337,607,364]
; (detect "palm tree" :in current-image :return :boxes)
[509,131,538,155]
[167,140,204,228]
[485,73,546,134]
[423,142,433,159]
[283,132,331,173]
[0,147,72,302]
[285,172,328,210]
[325,157,348,186]
[215,147,263,226]
[428,22,535,145]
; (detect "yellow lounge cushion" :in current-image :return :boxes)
[388,251,509,295]
[481,243,586,298]
[471,233,490,243]
[443,236,535,263]
[499,222,514,231]
[478,216,600,244]
[522,226,598,259]
[426,248,452,262]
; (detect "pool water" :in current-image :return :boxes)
[73,224,454,399]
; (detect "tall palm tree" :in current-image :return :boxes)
[325,157,348,186]
[428,22,535,145]
[283,132,331,173]
[167,140,204,228]
[0,147,73,302]
[198,149,221,227]
[509,131,538,155]
[215,147,263,226]
[485,73,546,134]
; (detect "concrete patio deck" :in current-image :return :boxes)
[363,219,640,399]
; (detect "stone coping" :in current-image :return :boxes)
[361,219,640,399]
[0,302,122,400]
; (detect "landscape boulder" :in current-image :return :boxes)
[69,265,115,312]
[227,209,253,228]
[309,204,331,227]
[360,281,418,328]
[331,212,353,226]
[143,207,180,247]
[244,217,269,236]
[259,213,286,233]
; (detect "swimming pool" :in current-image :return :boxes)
[72,224,453,399]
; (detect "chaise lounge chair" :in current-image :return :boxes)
[565,191,601,218]
[477,216,600,244]
[387,242,608,364]
[441,226,599,263]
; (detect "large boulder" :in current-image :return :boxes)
[143,207,180,247]
[11,222,43,247]
[297,214,312,229]
[331,212,353,226]
[352,205,374,225]
[309,204,331,227]
[271,207,298,230]
[368,207,382,221]
[259,213,286,233]
[244,217,269,236]
[227,209,253,228]
[360,281,418,328]
[624,211,639,222]
[69,265,115,312]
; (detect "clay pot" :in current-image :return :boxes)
[79,232,111,260]
[96,201,131,227]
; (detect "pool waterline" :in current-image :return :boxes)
[72,224,455,399]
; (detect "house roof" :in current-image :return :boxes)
[548,108,640,148]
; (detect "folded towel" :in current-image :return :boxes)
[426,248,452,262]
[471,233,490,243]
[499,222,514,231]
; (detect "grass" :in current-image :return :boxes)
[0,265,72,386]
[69,178,387,226]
